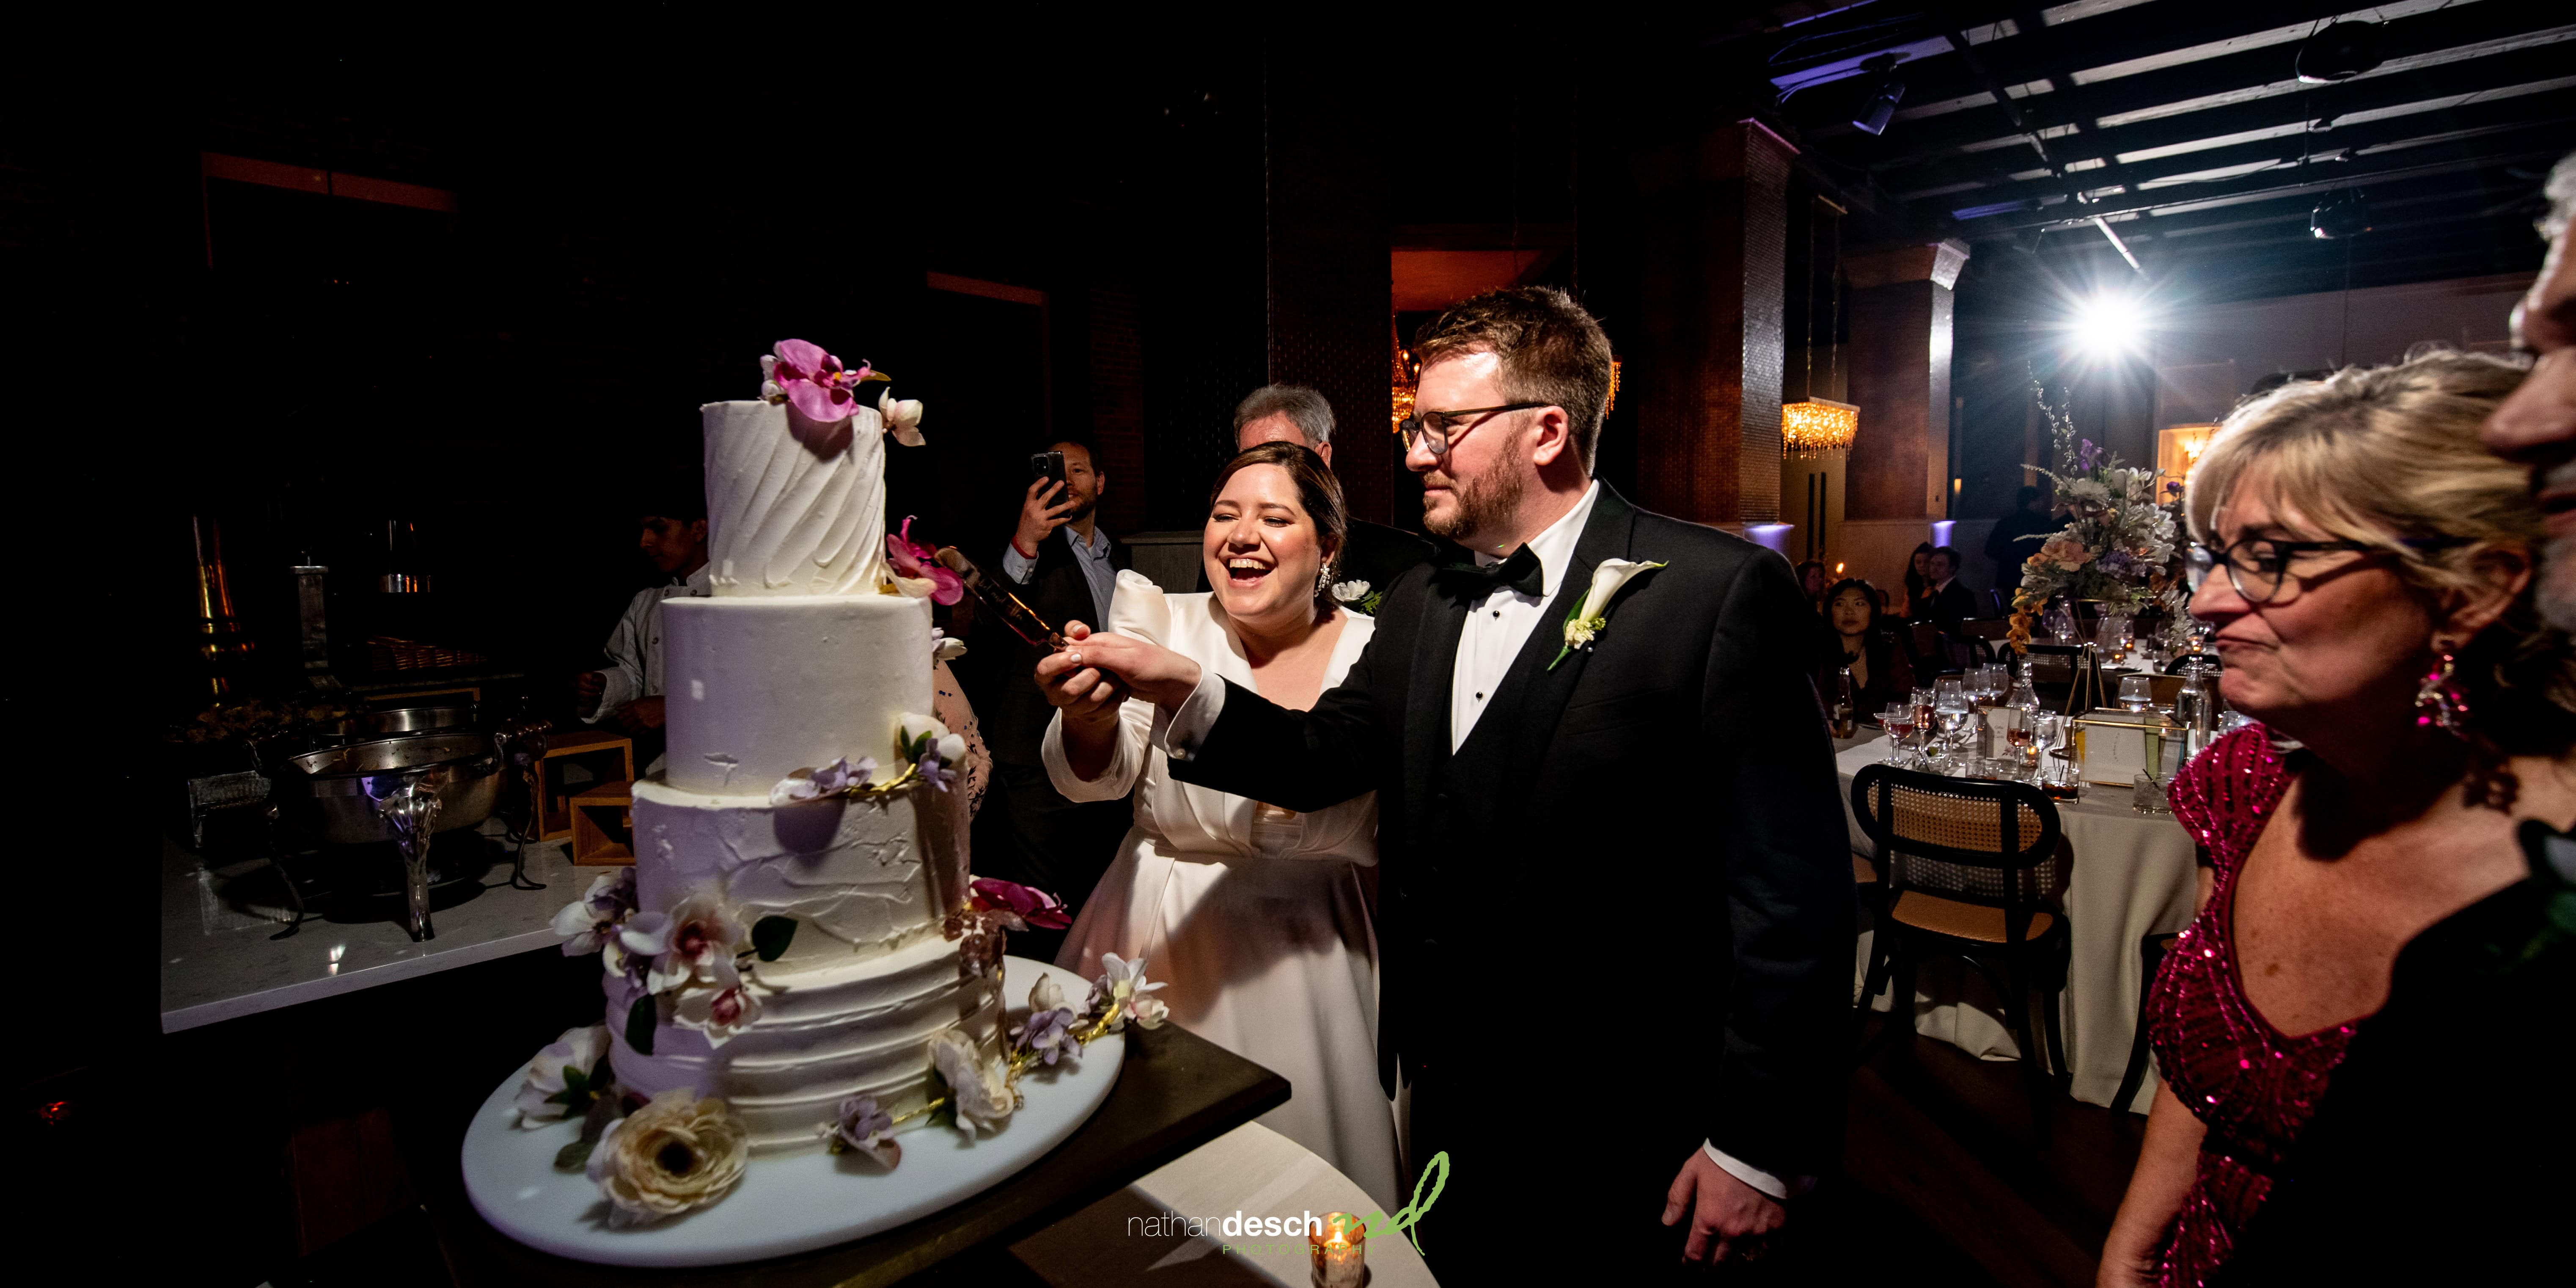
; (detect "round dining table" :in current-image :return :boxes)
[1835,729,2200,1112]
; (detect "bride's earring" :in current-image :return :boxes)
[2414,641,2471,739]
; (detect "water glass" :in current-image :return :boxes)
[2119,674,2155,712]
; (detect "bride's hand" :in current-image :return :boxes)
[1036,621,1203,710]
[1037,621,1130,725]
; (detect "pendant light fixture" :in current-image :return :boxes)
[1784,194,1858,458]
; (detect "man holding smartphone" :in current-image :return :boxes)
[1003,440,1118,626]
[967,437,1132,961]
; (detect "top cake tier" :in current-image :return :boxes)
[700,400,894,598]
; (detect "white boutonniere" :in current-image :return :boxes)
[1549,559,1666,670]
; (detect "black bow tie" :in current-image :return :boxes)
[1438,544,1545,600]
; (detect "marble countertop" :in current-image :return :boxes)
[160,824,619,1034]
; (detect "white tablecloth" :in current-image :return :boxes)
[1012,1122,1440,1287]
[1836,734,2199,1112]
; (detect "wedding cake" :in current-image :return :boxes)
[511,343,1161,1239]
[591,342,1001,1155]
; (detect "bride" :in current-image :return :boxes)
[1039,440,1399,1207]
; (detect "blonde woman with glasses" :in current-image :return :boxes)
[2099,350,2576,1287]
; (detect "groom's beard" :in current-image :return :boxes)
[1421,458,1528,549]
[2541,458,2576,633]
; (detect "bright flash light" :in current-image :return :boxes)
[2072,294,2147,356]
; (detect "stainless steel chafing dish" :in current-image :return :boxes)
[272,731,503,941]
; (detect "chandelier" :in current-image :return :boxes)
[1784,396,1859,457]
[1783,194,1858,459]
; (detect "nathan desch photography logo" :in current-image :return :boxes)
[1126,1152,1450,1255]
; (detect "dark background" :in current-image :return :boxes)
[5,7,2565,1281]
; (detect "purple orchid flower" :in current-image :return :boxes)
[767,339,874,425]
[1010,1007,1081,1065]
[828,1094,900,1167]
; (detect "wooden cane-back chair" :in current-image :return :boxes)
[1851,764,2074,1138]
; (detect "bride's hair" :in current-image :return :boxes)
[1208,440,1348,607]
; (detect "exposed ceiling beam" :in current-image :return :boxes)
[1770,0,2335,92]
[1851,6,2572,166]
[1879,39,2575,197]
[1967,121,2571,229]
[1934,88,2576,220]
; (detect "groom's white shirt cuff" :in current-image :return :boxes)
[1158,670,1229,760]
[1702,1142,1808,1200]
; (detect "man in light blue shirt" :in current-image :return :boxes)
[970,438,1133,964]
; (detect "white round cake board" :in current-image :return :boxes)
[462,956,1123,1267]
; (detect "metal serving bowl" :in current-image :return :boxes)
[326,704,480,740]
[279,731,503,845]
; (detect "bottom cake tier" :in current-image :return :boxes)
[606,931,1004,1154]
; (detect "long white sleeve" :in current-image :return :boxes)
[1040,696,1154,801]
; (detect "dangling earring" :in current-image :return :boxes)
[2414,642,2471,740]
[1316,566,1335,596]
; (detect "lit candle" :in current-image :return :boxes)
[1310,1211,1366,1288]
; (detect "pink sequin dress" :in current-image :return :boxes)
[2143,724,2354,1286]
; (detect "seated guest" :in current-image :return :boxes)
[2212,154,2576,1287]
[1205,383,1437,600]
[1818,578,1914,718]
[1901,540,1934,616]
[2098,349,2575,1288]
[1908,545,1978,633]
[573,484,709,776]
[962,437,1133,964]
[1985,485,2058,592]
[1795,559,1829,616]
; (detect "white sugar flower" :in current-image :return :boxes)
[586,1090,749,1227]
[513,1024,610,1128]
[928,1029,1018,1136]
[879,388,926,447]
[673,981,764,1048]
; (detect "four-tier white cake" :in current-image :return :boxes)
[603,393,1001,1155]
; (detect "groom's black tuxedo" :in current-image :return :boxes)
[1168,484,1853,1247]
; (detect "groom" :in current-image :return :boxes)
[1039,288,1854,1275]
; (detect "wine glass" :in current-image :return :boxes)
[1880,705,1916,765]
[1909,686,1938,754]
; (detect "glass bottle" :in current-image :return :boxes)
[1829,666,1857,739]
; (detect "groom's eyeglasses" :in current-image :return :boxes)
[1396,402,1551,456]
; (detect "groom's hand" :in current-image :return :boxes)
[1662,1149,1785,1264]
[1036,622,1203,710]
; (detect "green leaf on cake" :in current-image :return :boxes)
[544,1066,590,1108]
[554,1138,594,1171]
[752,915,799,962]
[626,993,659,1057]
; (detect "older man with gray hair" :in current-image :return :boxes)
[1215,383,1438,605]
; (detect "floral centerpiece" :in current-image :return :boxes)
[2006,382,2190,652]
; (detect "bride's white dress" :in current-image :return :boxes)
[1043,570,1398,1208]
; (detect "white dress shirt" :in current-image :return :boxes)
[1160,481,1803,1201]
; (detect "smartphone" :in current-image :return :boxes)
[1030,451,1067,492]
